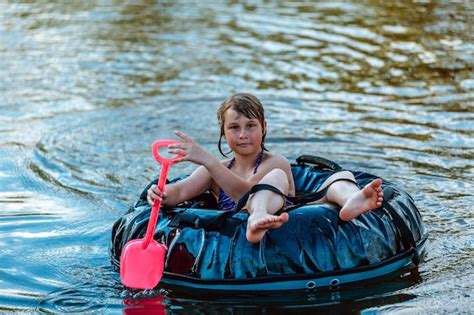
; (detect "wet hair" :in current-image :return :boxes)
[217,93,268,157]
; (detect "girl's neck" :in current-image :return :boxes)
[232,150,263,170]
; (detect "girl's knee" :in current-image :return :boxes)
[333,170,355,181]
[260,168,287,182]
[319,171,356,192]
[259,168,289,192]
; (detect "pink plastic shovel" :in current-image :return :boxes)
[120,140,183,289]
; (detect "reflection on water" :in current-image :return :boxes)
[0,0,473,313]
[37,270,421,314]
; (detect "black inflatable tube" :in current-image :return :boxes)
[110,155,427,293]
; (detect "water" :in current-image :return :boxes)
[1,0,473,313]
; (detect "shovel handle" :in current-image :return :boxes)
[152,140,183,167]
[143,140,184,249]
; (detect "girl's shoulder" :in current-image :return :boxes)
[263,151,288,160]
[262,152,291,167]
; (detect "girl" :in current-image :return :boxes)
[147,93,383,243]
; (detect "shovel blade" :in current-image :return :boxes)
[120,239,167,289]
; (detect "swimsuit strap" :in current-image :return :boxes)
[226,150,263,174]
[253,150,264,174]
[226,157,235,169]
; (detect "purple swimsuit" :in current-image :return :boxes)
[217,151,264,211]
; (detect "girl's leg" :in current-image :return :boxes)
[317,171,384,221]
[246,168,290,243]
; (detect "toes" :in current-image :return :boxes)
[250,213,289,231]
[372,178,383,188]
[256,217,274,228]
[376,186,383,199]
[266,216,277,223]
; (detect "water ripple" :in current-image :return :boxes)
[1,0,473,313]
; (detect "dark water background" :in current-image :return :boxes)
[1,0,473,313]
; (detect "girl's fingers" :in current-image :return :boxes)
[173,157,186,163]
[168,142,187,149]
[168,148,187,158]
[175,130,193,143]
[149,190,158,200]
[147,195,160,205]
[149,185,166,200]
[150,193,163,202]
[151,185,159,194]
[170,153,187,163]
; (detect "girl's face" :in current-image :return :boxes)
[223,108,266,156]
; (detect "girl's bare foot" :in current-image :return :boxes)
[246,212,289,243]
[339,178,383,221]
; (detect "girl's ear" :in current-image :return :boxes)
[263,120,268,134]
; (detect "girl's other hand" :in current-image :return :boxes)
[147,184,166,206]
[168,131,211,166]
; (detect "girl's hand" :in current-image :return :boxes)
[147,184,166,206]
[168,131,212,166]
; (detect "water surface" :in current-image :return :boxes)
[1,1,473,313]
